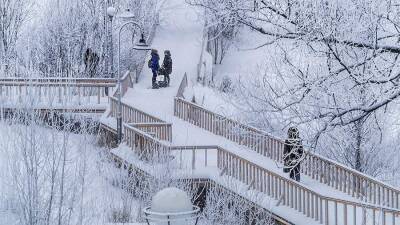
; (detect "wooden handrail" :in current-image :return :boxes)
[0,80,114,107]
[123,123,171,161]
[0,77,117,83]
[109,96,165,124]
[176,73,188,98]
[118,71,133,97]
[0,82,116,87]
[130,122,172,142]
[174,96,400,209]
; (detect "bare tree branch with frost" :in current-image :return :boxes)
[0,0,30,75]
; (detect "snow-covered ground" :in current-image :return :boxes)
[0,122,139,225]
[189,27,275,115]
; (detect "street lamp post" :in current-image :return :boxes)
[107,7,151,144]
[106,6,116,78]
[116,21,147,144]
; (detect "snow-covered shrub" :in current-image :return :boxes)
[219,76,234,93]
[202,182,274,225]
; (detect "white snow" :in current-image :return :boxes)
[151,187,192,214]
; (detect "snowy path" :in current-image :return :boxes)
[124,0,202,116]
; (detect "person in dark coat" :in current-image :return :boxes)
[149,49,160,85]
[84,48,99,78]
[161,50,172,86]
[283,127,304,182]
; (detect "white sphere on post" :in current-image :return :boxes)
[106,6,117,17]
[143,187,200,225]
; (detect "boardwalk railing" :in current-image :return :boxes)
[123,121,400,225]
[174,97,400,210]
[108,97,172,142]
[174,97,285,162]
[130,122,172,142]
[0,77,116,107]
[115,71,134,97]
[109,96,165,124]
[176,73,188,98]
[123,123,170,161]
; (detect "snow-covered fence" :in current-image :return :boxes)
[115,71,134,97]
[123,123,170,161]
[217,148,400,225]
[121,124,400,225]
[174,97,400,210]
[174,97,285,161]
[170,145,218,170]
[0,77,116,108]
[130,122,172,142]
[176,73,188,98]
[109,96,164,124]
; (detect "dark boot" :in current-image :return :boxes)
[152,70,157,88]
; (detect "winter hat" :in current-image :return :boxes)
[151,49,158,54]
[164,50,171,56]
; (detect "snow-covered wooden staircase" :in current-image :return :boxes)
[98,0,400,223]
[99,72,400,225]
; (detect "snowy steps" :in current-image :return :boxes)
[100,0,400,222]
[101,95,400,225]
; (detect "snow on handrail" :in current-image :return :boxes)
[176,73,188,98]
[109,96,165,124]
[0,77,117,83]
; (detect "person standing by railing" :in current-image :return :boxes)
[283,127,304,181]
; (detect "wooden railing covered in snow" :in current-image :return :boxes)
[130,123,172,142]
[174,96,400,210]
[108,95,172,142]
[122,120,400,225]
[109,96,164,124]
[123,123,171,160]
[117,71,134,97]
[176,73,188,98]
[0,77,116,108]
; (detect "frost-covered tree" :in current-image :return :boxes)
[7,0,162,78]
[0,110,123,225]
[0,0,30,75]
[187,0,240,64]
[203,178,274,225]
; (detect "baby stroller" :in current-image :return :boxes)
[153,67,169,89]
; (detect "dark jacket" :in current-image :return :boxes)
[150,52,160,71]
[283,139,304,171]
[162,54,172,75]
[84,48,99,77]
